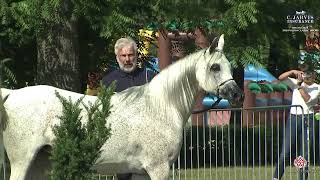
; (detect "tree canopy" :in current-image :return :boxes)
[0,0,319,89]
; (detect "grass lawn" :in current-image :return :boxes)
[92,166,320,180]
[169,166,320,180]
[2,166,319,180]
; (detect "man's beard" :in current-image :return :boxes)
[118,60,137,73]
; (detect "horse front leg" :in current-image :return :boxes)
[145,162,170,180]
[131,174,150,180]
[6,142,40,180]
[9,155,34,180]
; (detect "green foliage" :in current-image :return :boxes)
[50,82,115,179]
[248,82,261,94]
[248,82,273,94]
[1,0,320,87]
[0,58,17,88]
[248,81,288,94]
[0,0,137,44]
[0,0,61,44]
[100,11,135,38]
[221,1,258,35]
[271,82,288,92]
[259,83,273,93]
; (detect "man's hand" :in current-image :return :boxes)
[291,70,304,81]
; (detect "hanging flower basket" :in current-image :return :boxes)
[248,81,288,94]
[258,81,273,93]
[270,82,288,92]
[247,82,261,94]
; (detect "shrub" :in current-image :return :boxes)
[50,83,115,179]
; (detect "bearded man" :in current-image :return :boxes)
[101,37,156,180]
[102,37,156,92]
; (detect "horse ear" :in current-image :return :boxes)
[209,37,219,54]
[216,34,224,52]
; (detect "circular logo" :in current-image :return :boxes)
[294,156,308,169]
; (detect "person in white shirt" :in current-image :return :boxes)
[273,67,320,180]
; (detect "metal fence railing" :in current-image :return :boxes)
[3,105,316,180]
[87,105,320,179]
[95,105,320,180]
[167,105,320,180]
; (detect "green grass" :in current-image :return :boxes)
[91,166,320,180]
[2,166,320,180]
[169,166,320,180]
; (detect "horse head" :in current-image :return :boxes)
[195,34,244,106]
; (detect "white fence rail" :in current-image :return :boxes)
[3,105,319,180]
[169,105,320,180]
[97,105,320,180]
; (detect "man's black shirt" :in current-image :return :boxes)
[102,68,156,92]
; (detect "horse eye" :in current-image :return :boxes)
[210,63,220,71]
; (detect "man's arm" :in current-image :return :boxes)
[303,85,320,104]
[279,70,303,90]
[278,70,303,81]
[298,87,311,102]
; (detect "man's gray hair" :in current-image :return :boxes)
[114,37,138,55]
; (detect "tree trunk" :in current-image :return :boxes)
[36,16,80,92]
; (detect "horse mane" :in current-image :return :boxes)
[146,50,205,121]
[111,85,148,108]
[109,49,215,123]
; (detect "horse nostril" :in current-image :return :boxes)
[240,93,245,102]
[233,92,245,102]
[233,92,240,99]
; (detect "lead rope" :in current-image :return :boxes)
[145,69,149,83]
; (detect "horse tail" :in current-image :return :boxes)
[0,88,9,129]
[0,88,9,179]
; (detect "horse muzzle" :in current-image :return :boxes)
[218,81,244,107]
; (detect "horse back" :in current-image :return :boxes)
[2,85,96,146]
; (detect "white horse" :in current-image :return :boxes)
[0,34,243,180]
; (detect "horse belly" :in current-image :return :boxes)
[92,113,146,174]
[98,112,184,173]
[92,137,146,174]
[93,159,145,175]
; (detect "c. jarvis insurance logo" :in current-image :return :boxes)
[287,10,314,24]
[283,11,318,32]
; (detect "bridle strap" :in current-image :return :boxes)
[211,97,222,108]
[218,78,234,87]
[210,78,234,108]
[217,78,234,97]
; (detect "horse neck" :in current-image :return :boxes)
[148,55,201,122]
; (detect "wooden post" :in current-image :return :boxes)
[156,27,211,126]
[194,27,210,48]
[157,29,172,71]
